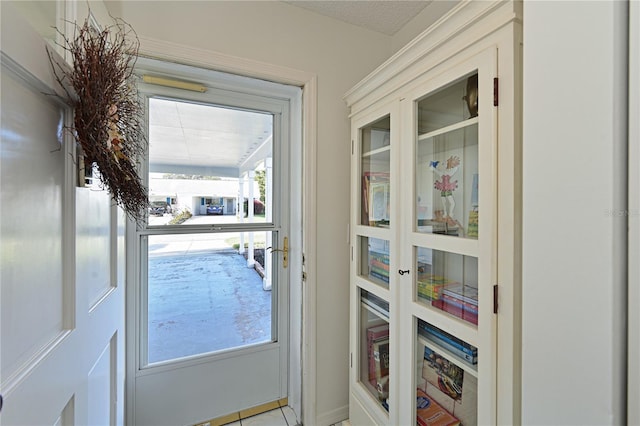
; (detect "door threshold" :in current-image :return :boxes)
[194,398,288,426]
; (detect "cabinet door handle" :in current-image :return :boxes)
[398,269,410,275]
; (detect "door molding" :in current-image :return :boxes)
[128,36,318,425]
[629,1,639,424]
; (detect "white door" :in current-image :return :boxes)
[127,58,301,426]
[1,4,126,426]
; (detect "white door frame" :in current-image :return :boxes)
[126,38,318,425]
[629,1,639,424]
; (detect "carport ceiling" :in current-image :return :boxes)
[148,98,273,177]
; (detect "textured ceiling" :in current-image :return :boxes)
[284,0,433,35]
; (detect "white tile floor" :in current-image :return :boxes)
[225,406,298,426]
[228,407,348,426]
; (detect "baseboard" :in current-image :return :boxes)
[315,405,349,426]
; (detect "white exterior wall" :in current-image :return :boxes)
[521,2,627,424]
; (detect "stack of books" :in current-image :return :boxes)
[368,238,390,284]
[417,274,454,301]
[418,320,477,365]
[432,283,478,325]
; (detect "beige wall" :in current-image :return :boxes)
[104,1,393,422]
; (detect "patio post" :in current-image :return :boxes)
[247,170,255,267]
[238,172,245,254]
[264,158,273,290]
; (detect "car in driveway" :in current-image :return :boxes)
[206,204,224,215]
[150,201,170,216]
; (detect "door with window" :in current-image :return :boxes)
[127,59,300,426]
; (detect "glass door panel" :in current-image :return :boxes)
[416,318,478,426]
[148,98,272,227]
[415,74,479,239]
[359,236,391,290]
[416,246,479,326]
[359,289,390,413]
[146,231,274,365]
[360,116,391,228]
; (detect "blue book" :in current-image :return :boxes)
[418,322,477,356]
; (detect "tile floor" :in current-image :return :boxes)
[223,406,297,426]
[225,407,347,426]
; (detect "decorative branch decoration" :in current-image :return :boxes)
[47,16,149,222]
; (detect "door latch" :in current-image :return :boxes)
[267,236,288,268]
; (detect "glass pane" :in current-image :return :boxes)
[359,236,390,290]
[416,319,477,426]
[416,74,479,239]
[148,98,272,226]
[360,289,390,413]
[147,231,273,364]
[416,247,478,326]
[360,116,390,227]
[417,73,477,134]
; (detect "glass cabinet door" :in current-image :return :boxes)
[352,109,395,421]
[416,246,479,326]
[415,74,479,239]
[359,289,390,413]
[408,56,495,425]
[415,318,478,426]
[360,116,391,228]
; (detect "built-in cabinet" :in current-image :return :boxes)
[345,2,522,425]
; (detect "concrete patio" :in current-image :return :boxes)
[147,232,271,364]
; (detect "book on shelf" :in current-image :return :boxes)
[367,323,389,381]
[418,321,477,364]
[361,172,390,227]
[416,388,460,426]
[432,299,478,326]
[369,270,390,284]
[422,346,465,401]
[417,275,455,301]
[373,338,390,380]
[440,293,479,315]
[368,238,390,283]
[421,331,477,365]
[442,283,478,306]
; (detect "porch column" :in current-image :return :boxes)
[264,158,273,290]
[238,172,245,255]
[247,170,255,267]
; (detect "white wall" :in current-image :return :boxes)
[103,1,394,423]
[522,2,627,424]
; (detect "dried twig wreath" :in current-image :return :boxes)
[47,16,149,222]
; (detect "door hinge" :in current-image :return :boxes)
[493,77,499,107]
[493,284,499,314]
[350,352,353,368]
[351,139,354,155]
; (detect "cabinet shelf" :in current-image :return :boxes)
[418,116,479,143]
[362,145,391,158]
[361,297,390,320]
